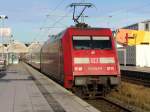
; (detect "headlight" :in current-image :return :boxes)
[74,66,83,71]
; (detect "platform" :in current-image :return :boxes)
[0,63,100,112]
[120,66,150,81]
[121,66,150,73]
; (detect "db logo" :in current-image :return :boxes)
[91,51,95,55]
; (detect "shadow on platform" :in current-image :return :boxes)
[0,71,7,79]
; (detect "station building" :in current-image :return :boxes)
[0,41,42,65]
[117,20,150,67]
[123,20,150,31]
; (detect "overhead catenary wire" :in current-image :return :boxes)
[51,0,66,12]
[51,10,72,27]
[41,1,150,23]
[41,0,66,28]
[34,1,150,43]
[45,2,150,19]
[44,14,68,28]
[42,10,72,40]
[46,9,73,35]
[33,0,66,42]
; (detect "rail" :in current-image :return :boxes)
[122,76,150,87]
[86,97,134,112]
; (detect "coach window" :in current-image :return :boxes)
[73,36,91,50]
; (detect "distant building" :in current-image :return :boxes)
[123,20,150,31]
[117,20,150,67]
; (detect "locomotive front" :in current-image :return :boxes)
[69,28,121,96]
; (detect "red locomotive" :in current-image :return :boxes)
[25,26,120,96]
[25,3,121,97]
[24,3,120,96]
[39,27,120,96]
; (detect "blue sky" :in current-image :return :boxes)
[1,0,150,43]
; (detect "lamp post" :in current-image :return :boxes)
[0,15,8,59]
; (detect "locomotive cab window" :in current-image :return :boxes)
[73,36,91,50]
[73,36,112,50]
[92,36,112,49]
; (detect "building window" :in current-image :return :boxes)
[145,23,149,31]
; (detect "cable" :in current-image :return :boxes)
[32,0,66,43]
[43,0,66,27]
[51,11,71,27]
[51,0,66,12]
[101,2,150,18]
[44,9,72,36]
[45,15,68,27]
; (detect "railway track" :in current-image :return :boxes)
[121,70,150,87]
[122,76,150,87]
[86,97,134,112]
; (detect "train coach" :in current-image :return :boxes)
[25,42,42,69]
[39,26,121,96]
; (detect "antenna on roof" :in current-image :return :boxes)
[69,2,94,27]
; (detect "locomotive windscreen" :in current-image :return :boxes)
[73,36,112,50]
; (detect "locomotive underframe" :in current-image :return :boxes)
[74,76,120,98]
[75,76,120,86]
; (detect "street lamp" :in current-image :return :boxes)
[0,15,8,59]
[0,15,8,19]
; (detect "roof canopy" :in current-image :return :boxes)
[0,43,7,53]
[7,41,28,53]
[28,42,42,53]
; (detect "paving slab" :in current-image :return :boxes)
[0,63,101,112]
[0,64,54,112]
[121,66,150,73]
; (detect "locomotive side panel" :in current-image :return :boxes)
[62,31,73,88]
